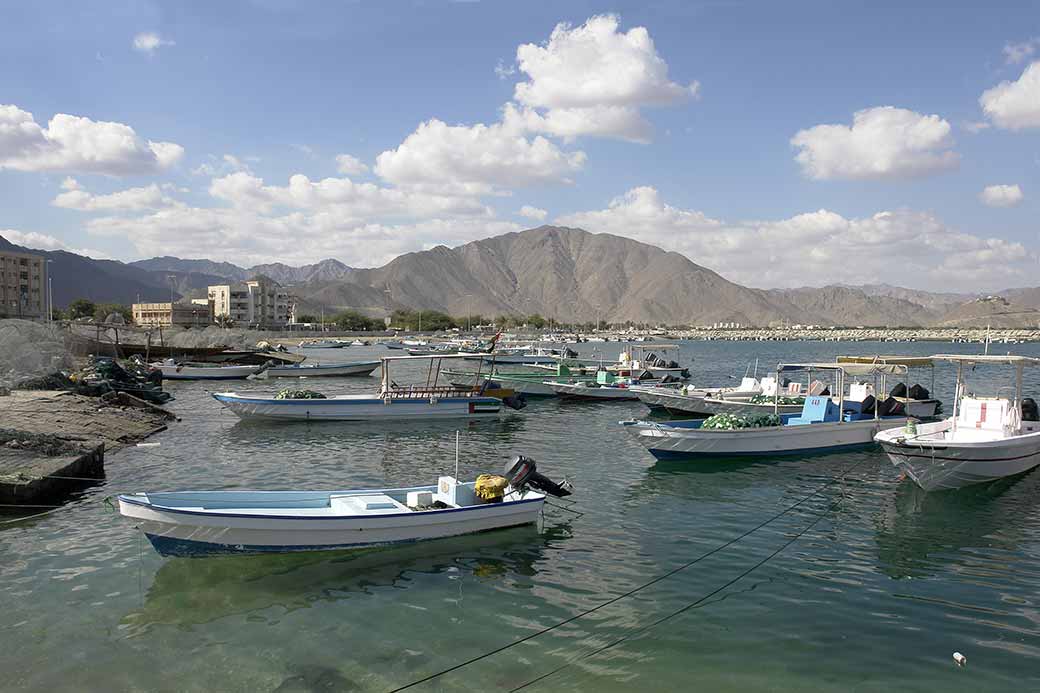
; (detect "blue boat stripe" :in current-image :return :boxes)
[120,494,543,520]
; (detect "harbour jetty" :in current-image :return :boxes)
[0,389,176,510]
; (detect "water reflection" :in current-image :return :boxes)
[874,469,1040,579]
[123,521,573,633]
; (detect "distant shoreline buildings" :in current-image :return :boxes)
[1,248,48,319]
[131,276,291,329]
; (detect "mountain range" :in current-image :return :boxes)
[2,227,1037,328]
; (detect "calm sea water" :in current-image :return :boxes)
[3,340,1040,692]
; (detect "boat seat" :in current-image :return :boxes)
[787,382,803,396]
[759,376,778,396]
[847,382,875,402]
[787,396,840,425]
[738,377,760,392]
[957,397,1011,433]
[330,494,410,514]
[807,380,826,396]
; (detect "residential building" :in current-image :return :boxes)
[208,277,290,329]
[132,302,214,327]
[0,249,47,319]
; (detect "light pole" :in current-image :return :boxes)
[465,294,472,333]
[45,259,53,324]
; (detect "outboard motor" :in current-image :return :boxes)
[502,392,528,410]
[890,382,908,399]
[504,455,573,497]
[908,383,930,400]
[1023,398,1039,422]
[859,394,877,415]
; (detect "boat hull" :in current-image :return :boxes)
[623,417,908,459]
[213,393,503,421]
[118,493,543,556]
[877,430,1040,491]
[549,382,641,400]
[258,361,380,378]
[156,364,261,380]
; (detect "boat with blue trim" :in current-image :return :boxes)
[213,353,522,421]
[117,454,572,556]
[621,360,940,459]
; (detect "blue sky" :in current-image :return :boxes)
[0,0,1037,290]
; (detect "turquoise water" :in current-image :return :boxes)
[2,341,1040,691]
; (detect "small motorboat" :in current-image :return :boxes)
[548,369,682,401]
[118,454,573,556]
[213,354,522,422]
[151,359,263,380]
[876,354,1040,491]
[622,360,941,459]
[256,360,381,378]
[632,375,769,414]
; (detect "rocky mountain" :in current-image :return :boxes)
[287,227,954,327]
[4,227,1037,327]
[129,256,353,285]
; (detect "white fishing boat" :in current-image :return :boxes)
[559,343,690,379]
[213,354,522,422]
[118,453,572,556]
[256,360,380,378]
[876,355,1040,491]
[632,375,770,414]
[151,359,263,380]
[622,360,940,459]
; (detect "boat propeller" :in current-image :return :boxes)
[504,455,573,497]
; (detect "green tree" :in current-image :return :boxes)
[332,310,380,331]
[93,302,132,323]
[67,298,96,320]
[525,314,546,329]
[295,313,318,323]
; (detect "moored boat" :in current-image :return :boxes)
[256,360,381,378]
[118,454,573,556]
[876,355,1040,491]
[212,354,521,422]
[151,359,263,380]
[622,361,940,459]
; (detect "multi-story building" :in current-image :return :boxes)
[0,249,47,319]
[208,277,290,329]
[132,301,214,327]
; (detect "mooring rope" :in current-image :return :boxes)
[387,456,870,692]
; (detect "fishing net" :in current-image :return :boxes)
[274,389,326,400]
[701,412,783,429]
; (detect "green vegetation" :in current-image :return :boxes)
[331,310,383,331]
[63,299,132,323]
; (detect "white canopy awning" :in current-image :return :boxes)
[778,362,908,376]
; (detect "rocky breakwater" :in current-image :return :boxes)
[675,327,1040,343]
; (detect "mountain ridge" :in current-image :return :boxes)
[2,228,1036,327]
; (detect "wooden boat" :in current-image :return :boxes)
[151,360,263,380]
[256,361,380,378]
[117,454,572,556]
[212,354,517,422]
[622,360,941,459]
[876,355,1040,491]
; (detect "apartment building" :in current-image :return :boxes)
[208,277,290,329]
[0,249,47,319]
[132,301,214,327]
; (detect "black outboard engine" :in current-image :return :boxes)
[890,382,908,399]
[1023,398,1039,422]
[908,383,930,400]
[504,455,573,497]
[502,392,528,410]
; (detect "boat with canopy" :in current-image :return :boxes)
[212,354,521,422]
[621,358,940,459]
[875,354,1040,491]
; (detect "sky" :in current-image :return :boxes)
[0,0,1037,291]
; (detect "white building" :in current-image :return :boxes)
[1,249,48,319]
[208,278,290,329]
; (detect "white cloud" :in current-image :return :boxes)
[374,118,585,195]
[87,207,520,268]
[980,61,1040,130]
[192,153,252,177]
[0,104,183,176]
[510,14,698,143]
[335,153,368,176]
[980,184,1024,207]
[791,106,959,180]
[557,186,1034,290]
[1,229,108,258]
[1004,38,1039,64]
[133,32,175,55]
[52,182,176,212]
[519,205,547,221]
[494,59,516,80]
